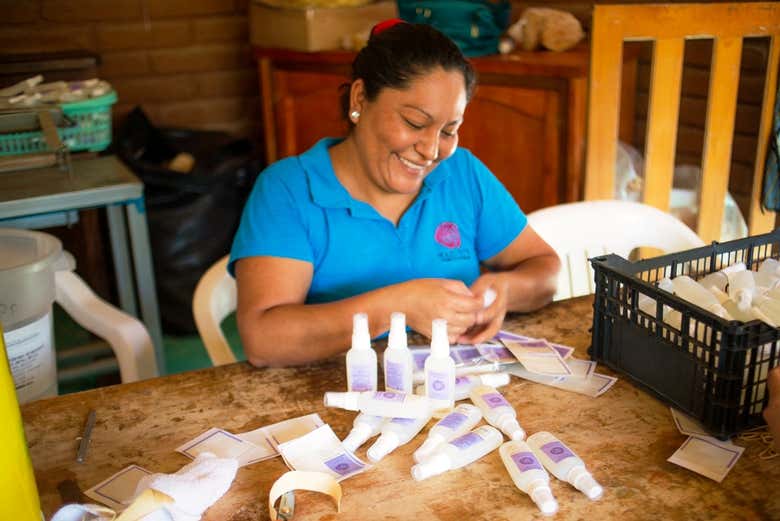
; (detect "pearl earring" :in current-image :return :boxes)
[350,110,360,121]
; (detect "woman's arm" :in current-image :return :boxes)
[458,225,561,344]
[235,256,484,367]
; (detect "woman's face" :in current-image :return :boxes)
[351,67,468,196]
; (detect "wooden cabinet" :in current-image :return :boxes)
[254,45,636,213]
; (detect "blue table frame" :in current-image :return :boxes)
[0,155,165,374]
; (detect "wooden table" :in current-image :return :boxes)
[22,297,780,520]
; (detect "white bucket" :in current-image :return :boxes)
[0,228,62,403]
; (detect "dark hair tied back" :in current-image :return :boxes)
[340,23,476,122]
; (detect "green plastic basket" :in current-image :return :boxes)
[0,90,118,156]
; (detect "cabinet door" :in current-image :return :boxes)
[458,84,561,213]
[273,69,349,158]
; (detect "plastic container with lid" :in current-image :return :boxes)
[0,228,64,403]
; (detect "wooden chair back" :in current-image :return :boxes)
[585,2,780,242]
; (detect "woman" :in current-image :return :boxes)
[230,22,560,367]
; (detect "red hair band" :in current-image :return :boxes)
[370,18,407,38]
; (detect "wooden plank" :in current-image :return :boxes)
[748,35,780,235]
[585,7,623,200]
[600,3,780,40]
[258,57,277,164]
[566,77,587,202]
[698,37,743,242]
[643,38,684,211]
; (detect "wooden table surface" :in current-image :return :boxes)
[22,297,780,520]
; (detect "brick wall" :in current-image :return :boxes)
[0,0,261,140]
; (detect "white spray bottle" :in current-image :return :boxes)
[499,440,559,516]
[410,425,503,481]
[346,313,377,392]
[342,413,386,452]
[366,413,432,462]
[384,312,414,394]
[527,431,603,500]
[424,318,456,415]
[413,403,483,463]
[469,384,525,440]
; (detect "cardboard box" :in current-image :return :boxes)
[250,1,398,52]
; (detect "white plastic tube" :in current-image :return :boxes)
[671,275,731,318]
[342,413,386,452]
[424,319,456,415]
[499,440,558,516]
[366,413,432,462]
[384,312,414,394]
[324,391,432,419]
[527,431,603,500]
[346,313,377,392]
[728,270,756,311]
[469,384,525,440]
[413,403,483,463]
[410,425,503,481]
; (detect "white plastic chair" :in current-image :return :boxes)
[54,253,159,383]
[192,255,237,366]
[527,200,706,300]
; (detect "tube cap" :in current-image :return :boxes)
[366,432,400,462]
[530,484,559,516]
[352,313,370,349]
[410,452,450,481]
[342,423,372,452]
[324,392,359,411]
[388,312,407,350]
[496,415,525,441]
[413,435,444,463]
[479,372,510,388]
[569,466,603,500]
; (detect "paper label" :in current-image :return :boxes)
[438,412,467,430]
[349,363,373,391]
[427,370,452,400]
[450,432,482,450]
[385,360,405,390]
[324,453,365,477]
[373,391,404,402]
[481,392,510,409]
[510,451,543,472]
[541,441,575,463]
[4,313,55,403]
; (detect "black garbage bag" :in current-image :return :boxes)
[116,107,262,334]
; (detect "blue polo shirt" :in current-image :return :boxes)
[229,138,526,304]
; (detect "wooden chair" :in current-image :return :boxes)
[585,2,780,242]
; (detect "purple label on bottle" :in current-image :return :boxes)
[324,453,364,476]
[541,441,575,463]
[449,431,483,450]
[455,375,471,385]
[373,391,405,402]
[427,370,453,400]
[482,392,510,409]
[438,412,467,430]
[390,417,416,425]
[385,360,405,391]
[511,451,543,472]
[349,364,373,391]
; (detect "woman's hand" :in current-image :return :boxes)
[457,273,509,344]
[398,278,483,342]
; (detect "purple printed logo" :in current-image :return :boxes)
[483,392,510,409]
[541,441,575,463]
[511,451,543,472]
[324,453,364,476]
[434,222,461,249]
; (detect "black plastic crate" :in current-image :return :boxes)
[590,230,780,439]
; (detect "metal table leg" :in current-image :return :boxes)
[106,204,137,317]
[125,197,166,375]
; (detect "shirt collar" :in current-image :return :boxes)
[301,137,454,212]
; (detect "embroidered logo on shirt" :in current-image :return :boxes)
[434,222,461,248]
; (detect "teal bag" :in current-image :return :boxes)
[397,0,511,57]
